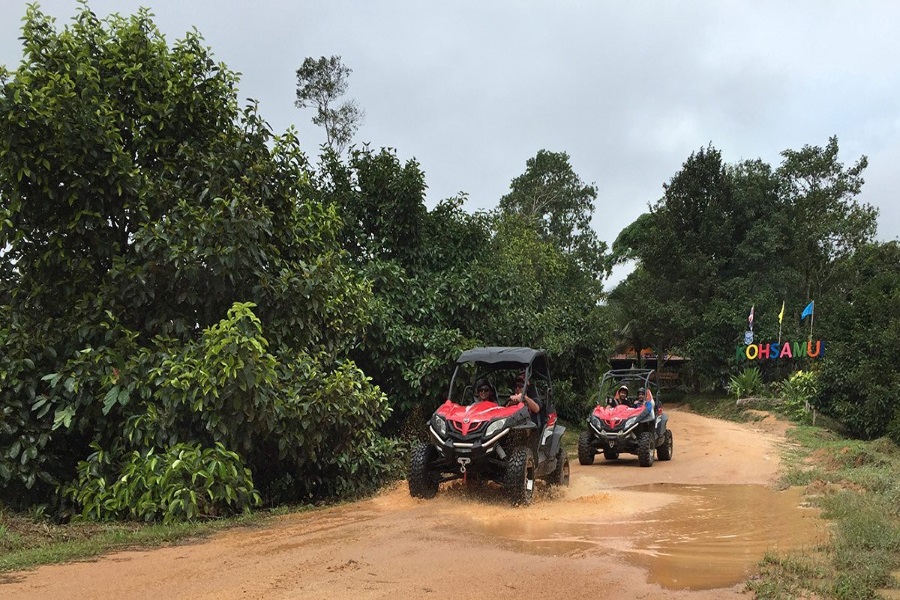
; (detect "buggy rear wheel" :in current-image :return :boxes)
[657,429,674,461]
[547,446,570,486]
[577,430,596,465]
[408,442,440,499]
[505,446,536,505]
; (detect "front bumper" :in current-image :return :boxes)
[589,421,638,448]
[429,424,510,462]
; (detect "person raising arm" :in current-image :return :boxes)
[508,373,541,416]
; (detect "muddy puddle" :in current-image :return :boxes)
[453,483,824,590]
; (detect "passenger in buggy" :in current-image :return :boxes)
[636,387,655,414]
[507,372,542,426]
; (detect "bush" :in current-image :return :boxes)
[552,379,592,423]
[777,370,820,422]
[728,367,764,399]
[65,442,261,523]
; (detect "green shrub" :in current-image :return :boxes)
[728,367,764,399]
[776,370,820,421]
[551,379,591,423]
[65,442,261,523]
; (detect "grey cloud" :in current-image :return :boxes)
[2,0,898,248]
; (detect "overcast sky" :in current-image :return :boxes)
[3,1,898,284]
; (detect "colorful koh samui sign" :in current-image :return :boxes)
[737,300,823,361]
[736,340,824,361]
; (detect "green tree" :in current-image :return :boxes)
[295,56,364,154]
[0,6,395,511]
[777,136,878,300]
[610,139,879,390]
[498,150,607,277]
[482,213,609,419]
[323,147,509,424]
[317,146,427,267]
[314,146,609,424]
[816,241,900,441]
[610,147,789,386]
[610,146,734,384]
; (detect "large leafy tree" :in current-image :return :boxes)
[610,145,738,384]
[314,146,610,424]
[493,153,611,415]
[610,138,879,389]
[777,136,877,300]
[314,148,483,422]
[318,146,428,267]
[815,241,900,441]
[499,150,607,277]
[0,6,395,510]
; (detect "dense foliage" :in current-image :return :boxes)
[816,241,900,440]
[316,147,610,423]
[612,140,897,442]
[64,441,260,523]
[0,6,398,514]
[727,367,764,400]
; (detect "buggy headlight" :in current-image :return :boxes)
[485,418,508,437]
[432,415,447,438]
[624,417,637,429]
[590,415,601,428]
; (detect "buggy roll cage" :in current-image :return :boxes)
[449,346,551,405]
[597,368,660,405]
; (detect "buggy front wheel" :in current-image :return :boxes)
[408,442,440,498]
[637,431,655,467]
[505,446,536,506]
[577,430,596,465]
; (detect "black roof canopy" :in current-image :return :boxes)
[455,347,548,374]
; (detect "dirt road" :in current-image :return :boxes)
[1,408,824,600]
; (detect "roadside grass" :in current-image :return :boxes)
[0,507,276,573]
[680,390,761,421]
[685,395,900,600]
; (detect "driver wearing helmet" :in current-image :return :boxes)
[609,385,629,406]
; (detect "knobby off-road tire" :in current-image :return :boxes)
[657,429,674,461]
[577,430,596,465]
[603,448,620,460]
[408,442,440,499]
[637,431,655,467]
[547,445,570,486]
[505,446,536,505]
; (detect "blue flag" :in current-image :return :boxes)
[801,301,814,320]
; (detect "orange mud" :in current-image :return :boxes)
[1,408,826,599]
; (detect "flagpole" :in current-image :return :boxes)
[777,300,784,345]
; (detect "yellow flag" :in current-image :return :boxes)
[778,300,785,324]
